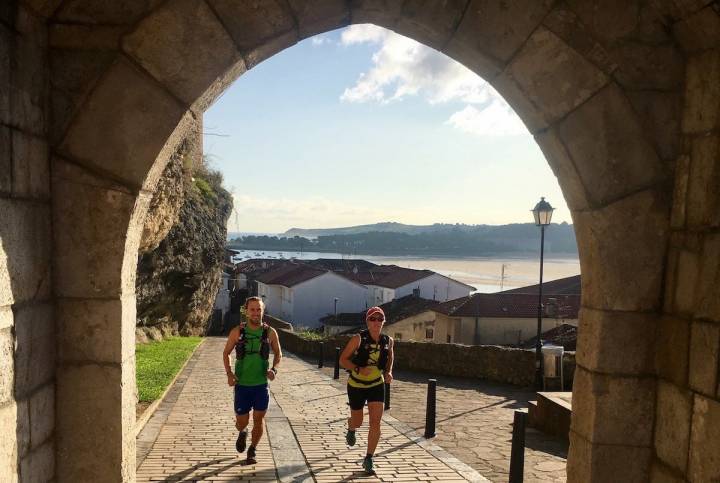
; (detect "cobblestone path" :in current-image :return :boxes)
[136,338,276,482]
[136,338,489,482]
[313,355,568,482]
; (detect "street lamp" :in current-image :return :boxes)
[334,297,339,326]
[531,197,554,389]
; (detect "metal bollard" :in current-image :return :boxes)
[508,410,526,483]
[318,342,324,368]
[333,347,341,379]
[384,383,391,410]
[424,379,436,438]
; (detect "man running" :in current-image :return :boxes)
[223,296,282,464]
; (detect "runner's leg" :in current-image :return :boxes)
[250,410,265,447]
[366,402,384,455]
[236,413,249,432]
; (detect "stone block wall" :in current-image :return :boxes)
[277,329,575,388]
[0,2,55,482]
[653,8,720,481]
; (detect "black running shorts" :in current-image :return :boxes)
[347,383,385,411]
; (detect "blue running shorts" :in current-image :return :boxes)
[234,384,269,415]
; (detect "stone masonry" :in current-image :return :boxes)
[1,1,719,481]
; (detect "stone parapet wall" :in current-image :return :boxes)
[276,329,575,388]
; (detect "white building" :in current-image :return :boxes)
[256,264,368,328]
[361,266,474,306]
[213,271,232,315]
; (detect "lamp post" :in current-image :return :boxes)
[531,197,554,389]
[334,297,339,326]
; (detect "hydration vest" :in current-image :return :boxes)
[351,330,389,370]
[235,323,270,361]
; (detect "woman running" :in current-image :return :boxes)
[339,306,395,475]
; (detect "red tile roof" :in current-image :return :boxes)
[350,265,436,289]
[500,274,581,295]
[234,258,291,274]
[321,295,441,327]
[304,258,379,272]
[439,293,580,319]
[255,263,327,287]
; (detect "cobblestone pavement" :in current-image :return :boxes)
[136,339,276,482]
[136,338,489,482]
[272,356,486,482]
[312,354,568,483]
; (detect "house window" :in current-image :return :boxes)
[425,328,434,340]
[394,333,402,340]
[446,335,451,343]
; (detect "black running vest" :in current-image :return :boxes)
[351,330,389,370]
[235,324,271,361]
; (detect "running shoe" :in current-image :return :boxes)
[246,445,257,464]
[362,455,374,475]
[235,431,247,453]
[345,429,356,447]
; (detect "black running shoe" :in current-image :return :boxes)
[235,431,247,453]
[362,455,375,475]
[346,429,356,447]
[246,445,257,464]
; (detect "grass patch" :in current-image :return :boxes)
[296,329,325,341]
[136,336,203,402]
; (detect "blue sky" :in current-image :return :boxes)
[204,25,570,234]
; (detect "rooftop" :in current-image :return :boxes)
[500,274,581,295]
[255,263,327,287]
[437,292,580,319]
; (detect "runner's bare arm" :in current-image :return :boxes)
[269,327,282,371]
[384,337,395,384]
[339,334,361,372]
[223,327,238,385]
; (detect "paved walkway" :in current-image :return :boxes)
[313,359,568,482]
[136,338,488,482]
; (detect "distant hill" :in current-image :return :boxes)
[283,222,452,237]
[230,222,578,256]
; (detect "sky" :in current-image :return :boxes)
[203,25,570,234]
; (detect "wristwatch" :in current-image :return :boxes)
[270,367,277,375]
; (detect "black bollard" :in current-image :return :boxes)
[508,410,526,483]
[318,342,324,368]
[424,379,436,438]
[384,383,391,410]
[333,347,341,379]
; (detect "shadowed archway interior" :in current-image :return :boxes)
[1,1,719,482]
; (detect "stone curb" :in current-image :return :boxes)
[265,392,315,483]
[282,351,491,482]
[134,337,206,437]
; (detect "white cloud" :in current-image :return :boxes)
[446,103,528,137]
[311,36,330,46]
[340,24,388,45]
[339,24,527,137]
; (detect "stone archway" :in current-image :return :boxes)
[2,1,718,482]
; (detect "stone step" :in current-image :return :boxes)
[527,392,572,442]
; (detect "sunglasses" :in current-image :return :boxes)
[367,316,385,322]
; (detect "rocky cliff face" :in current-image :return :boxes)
[136,135,232,338]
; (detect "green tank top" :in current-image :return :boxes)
[234,325,268,386]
